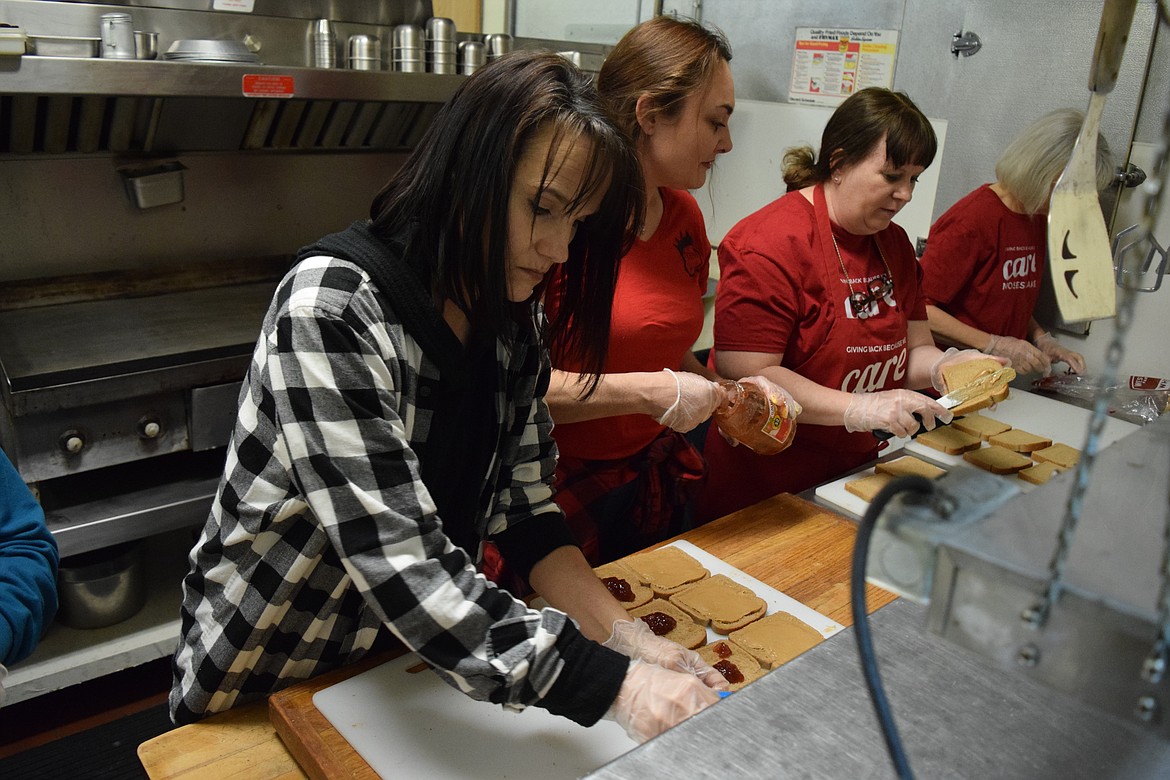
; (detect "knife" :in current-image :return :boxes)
[873,366,1016,441]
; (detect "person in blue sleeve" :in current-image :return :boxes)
[0,448,60,707]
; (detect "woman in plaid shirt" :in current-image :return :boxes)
[171,51,725,742]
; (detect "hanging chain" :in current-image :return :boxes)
[1020,279,1133,627]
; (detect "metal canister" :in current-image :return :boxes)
[458,40,485,75]
[347,34,381,71]
[484,33,513,61]
[425,16,456,75]
[392,24,424,73]
[99,12,135,60]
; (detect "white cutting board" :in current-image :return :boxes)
[312,540,843,779]
[816,389,1139,518]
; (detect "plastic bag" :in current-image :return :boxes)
[1032,374,1170,425]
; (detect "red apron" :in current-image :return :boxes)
[698,184,913,521]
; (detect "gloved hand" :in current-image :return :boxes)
[843,390,952,438]
[603,618,729,691]
[740,375,802,419]
[714,374,801,448]
[1034,332,1085,375]
[604,660,721,743]
[929,347,1000,394]
[655,368,723,433]
[983,334,1049,376]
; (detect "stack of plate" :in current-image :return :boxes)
[162,39,260,63]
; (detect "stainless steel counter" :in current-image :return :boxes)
[587,599,1170,779]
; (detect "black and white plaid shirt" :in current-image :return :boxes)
[171,251,624,726]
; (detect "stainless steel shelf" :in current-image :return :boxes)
[1,55,465,102]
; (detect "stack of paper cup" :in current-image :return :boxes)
[426,17,456,74]
[392,23,423,72]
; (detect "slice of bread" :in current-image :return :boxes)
[593,561,653,610]
[940,357,1012,416]
[728,611,825,670]
[629,598,706,650]
[1031,442,1080,468]
[844,472,895,502]
[697,639,766,691]
[623,545,710,597]
[916,426,982,455]
[874,455,946,480]
[988,429,1053,453]
[951,413,1012,441]
[1019,461,1064,485]
[669,573,768,634]
[963,444,1033,474]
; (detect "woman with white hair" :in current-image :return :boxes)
[919,108,1115,375]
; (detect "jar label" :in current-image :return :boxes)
[759,397,794,444]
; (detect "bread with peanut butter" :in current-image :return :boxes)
[940,358,1012,416]
[951,413,1012,441]
[729,611,825,670]
[844,472,895,503]
[697,639,766,691]
[1031,442,1080,468]
[874,455,946,480]
[628,599,706,650]
[593,561,653,610]
[988,428,1053,453]
[669,573,768,634]
[623,545,710,597]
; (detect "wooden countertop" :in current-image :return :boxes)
[138,493,894,779]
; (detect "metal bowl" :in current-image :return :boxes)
[134,30,158,60]
[56,541,147,629]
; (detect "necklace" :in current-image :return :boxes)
[831,231,894,320]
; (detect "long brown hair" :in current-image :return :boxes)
[597,15,732,146]
[783,87,937,191]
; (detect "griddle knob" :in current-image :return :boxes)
[59,430,86,455]
[137,416,162,439]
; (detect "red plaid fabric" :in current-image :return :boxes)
[553,428,707,565]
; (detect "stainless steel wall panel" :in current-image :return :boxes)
[702,0,1157,223]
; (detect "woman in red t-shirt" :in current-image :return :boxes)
[544,17,790,564]
[920,108,1113,376]
[698,88,998,521]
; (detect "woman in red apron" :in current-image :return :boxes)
[697,87,997,522]
[920,108,1111,376]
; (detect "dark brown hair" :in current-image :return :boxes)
[597,15,732,146]
[369,51,643,381]
[783,87,937,191]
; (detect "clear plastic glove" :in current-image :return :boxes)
[983,334,1049,376]
[1034,332,1085,375]
[655,368,722,433]
[929,347,998,394]
[604,660,721,744]
[714,374,801,448]
[843,389,952,438]
[603,618,728,691]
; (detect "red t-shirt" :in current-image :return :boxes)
[698,188,927,520]
[550,187,711,461]
[920,184,1046,340]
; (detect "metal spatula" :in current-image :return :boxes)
[1046,0,1137,323]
